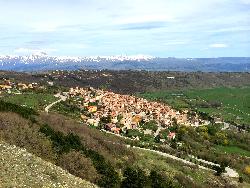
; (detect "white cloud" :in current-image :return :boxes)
[14,48,57,54]
[209,43,228,48]
[115,14,177,25]
[0,0,248,57]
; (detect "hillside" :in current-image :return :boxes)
[1,70,250,94]
[0,110,244,188]
[0,76,249,187]
[0,141,97,188]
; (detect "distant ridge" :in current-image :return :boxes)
[0,54,249,72]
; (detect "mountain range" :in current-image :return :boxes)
[0,53,249,72]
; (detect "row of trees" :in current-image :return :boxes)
[121,167,174,188]
[0,100,37,120]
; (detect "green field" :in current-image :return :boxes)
[140,87,250,125]
[215,145,250,157]
[1,93,57,110]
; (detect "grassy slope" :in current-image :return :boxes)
[2,93,57,110]
[214,145,250,157]
[0,141,97,188]
[37,113,241,188]
[133,149,223,187]
[140,87,250,125]
[186,87,250,124]
[1,108,244,187]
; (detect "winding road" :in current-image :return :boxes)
[101,129,239,178]
[44,95,239,178]
[45,93,67,113]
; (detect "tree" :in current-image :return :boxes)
[149,170,173,188]
[239,177,244,183]
[40,124,120,187]
[121,167,147,188]
[213,165,225,176]
[154,135,160,143]
[57,150,100,183]
[100,115,111,124]
[214,131,228,145]
[141,120,158,132]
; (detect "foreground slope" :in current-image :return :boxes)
[0,141,97,188]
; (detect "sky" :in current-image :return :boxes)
[0,0,249,57]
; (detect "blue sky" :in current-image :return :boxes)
[0,0,249,57]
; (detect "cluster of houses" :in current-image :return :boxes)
[0,78,40,93]
[69,87,208,140]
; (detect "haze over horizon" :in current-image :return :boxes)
[0,0,249,58]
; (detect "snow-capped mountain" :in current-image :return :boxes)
[0,54,157,71]
[0,53,155,63]
[0,54,249,72]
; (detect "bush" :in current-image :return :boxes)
[149,170,173,188]
[121,167,147,188]
[239,176,244,183]
[0,113,55,162]
[57,150,100,183]
[244,166,250,176]
[141,120,158,132]
[126,129,142,138]
[213,165,225,176]
[39,124,120,187]
[0,100,37,120]
[174,173,198,188]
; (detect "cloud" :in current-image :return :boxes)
[120,21,166,30]
[209,43,228,48]
[0,0,249,57]
[14,48,57,54]
[116,14,177,25]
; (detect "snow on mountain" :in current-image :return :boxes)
[0,54,249,72]
[0,54,155,64]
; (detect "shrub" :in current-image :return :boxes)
[39,124,120,187]
[149,170,173,188]
[244,166,250,176]
[121,167,147,188]
[0,100,37,120]
[141,120,158,132]
[0,113,55,162]
[239,176,244,183]
[174,173,198,188]
[57,150,100,183]
[126,129,142,138]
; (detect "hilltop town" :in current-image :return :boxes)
[0,74,250,188]
[68,87,209,141]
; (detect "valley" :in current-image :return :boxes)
[0,71,249,187]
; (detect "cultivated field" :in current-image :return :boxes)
[140,87,250,126]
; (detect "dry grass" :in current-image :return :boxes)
[0,141,98,188]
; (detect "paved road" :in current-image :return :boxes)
[45,93,67,113]
[100,129,239,178]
